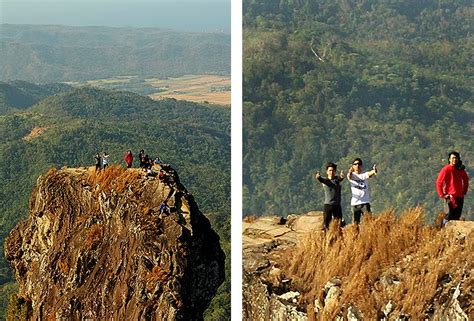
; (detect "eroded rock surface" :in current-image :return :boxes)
[242,212,323,320]
[5,166,224,320]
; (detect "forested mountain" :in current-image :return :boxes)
[0,81,72,113]
[243,0,473,220]
[0,84,230,319]
[0,24,230,83]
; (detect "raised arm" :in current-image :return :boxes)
[315,170,321,180]
[315,171,337,187]
[339,170,345,181]
[367,164,378,178]
[347,166,354,180]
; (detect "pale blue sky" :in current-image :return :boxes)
[0,0,230,33]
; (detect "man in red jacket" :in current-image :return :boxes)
[436,151,469,223]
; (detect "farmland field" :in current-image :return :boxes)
[67,75,231,106]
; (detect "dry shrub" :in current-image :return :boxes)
[84,224,104,250]
[87,165,138,194]
[393,228,473,318]
[149,266,169,282]
[76,215,88,225]
[243,215,257,223]
[435,211,446,228]
[283,207,473,319]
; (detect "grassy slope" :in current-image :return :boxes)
[284,208,473,319]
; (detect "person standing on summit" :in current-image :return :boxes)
[102,152,110,169]
[436,151,469,224]
[95,153,102,171]
[347,158,377,224]
[315,162,345,230]
[124,150,133,168]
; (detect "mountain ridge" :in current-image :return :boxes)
[0,24,230,83]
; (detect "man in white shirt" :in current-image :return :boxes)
[347,158,377,224]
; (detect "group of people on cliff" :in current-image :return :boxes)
[123,149,162,170]
[94,149,183,215]
[94,152,110,170]
[316,151,469,230]
[315,157,377,230]
[94,149,163,171]
[122,149,182,189]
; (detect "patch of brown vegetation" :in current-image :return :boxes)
[152,92,230,106]
[243,215,257,223]
[22,126,49,141]
[76,215,88,225]
[284,208,473,319]
[147,75,230,106]
[87,165,139,194]
[84,224,104,250]
[147,266,169,283]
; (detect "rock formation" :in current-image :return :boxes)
[5,165,225,320]
[243,212,323,320]
[243,212,473,320]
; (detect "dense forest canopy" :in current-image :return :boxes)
[0,83,230,319]
[243,0,473,219]
[0,24,230,83]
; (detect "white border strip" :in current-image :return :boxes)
[231,0,243,319]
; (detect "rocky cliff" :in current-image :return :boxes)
[243,212,323,320]
[5,165,225,320]
[243,211,473,320]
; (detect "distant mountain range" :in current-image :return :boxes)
[0,24,230,83]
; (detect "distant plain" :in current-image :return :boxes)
[67,75,231,106]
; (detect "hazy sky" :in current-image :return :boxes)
[0,0,230,33]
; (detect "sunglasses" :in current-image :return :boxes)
[353,163,361,166]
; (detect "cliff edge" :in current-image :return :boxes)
[243,210,473,320]
[5,165,225,320]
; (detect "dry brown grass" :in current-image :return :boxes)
[243,215,257,223]
[87,165,138,194]
[283,207,473,319]
[22,126,49,141]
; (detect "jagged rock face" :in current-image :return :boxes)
[242,212,323,320]
[5,166,225,320]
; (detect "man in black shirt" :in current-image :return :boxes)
[315,162,345,230]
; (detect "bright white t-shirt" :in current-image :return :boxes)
[348,172,370,205]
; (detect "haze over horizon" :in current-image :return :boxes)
[0,0,230,33]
